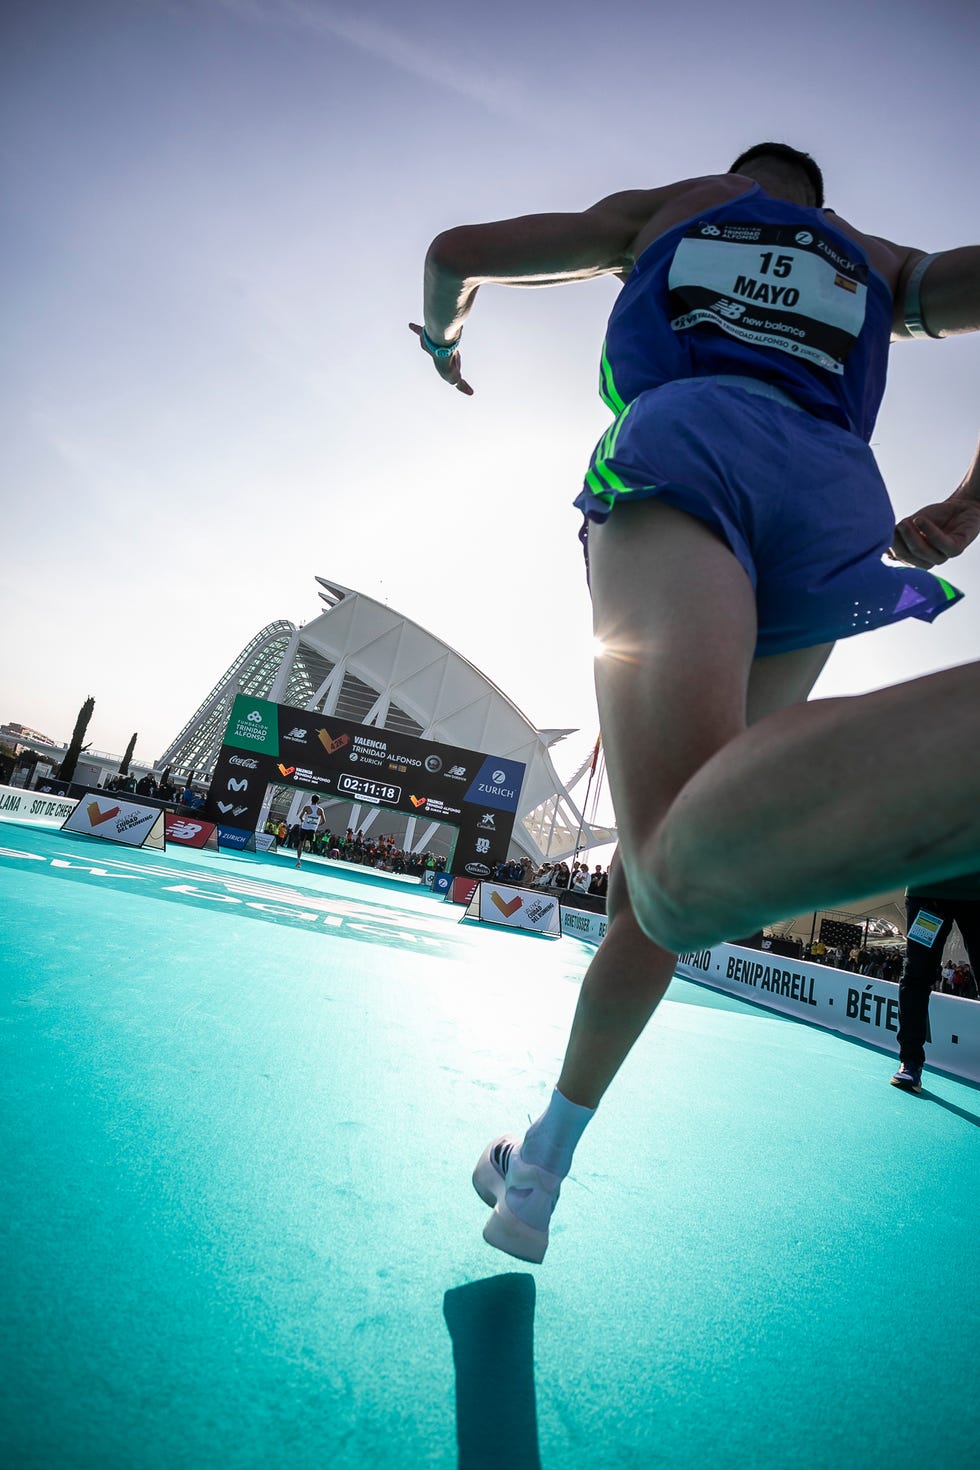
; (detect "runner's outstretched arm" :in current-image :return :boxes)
[408,191,662,392]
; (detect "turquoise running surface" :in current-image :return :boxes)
[2,821,978,1470]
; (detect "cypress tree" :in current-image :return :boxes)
[58,696,95,783]
[118,733,138,777]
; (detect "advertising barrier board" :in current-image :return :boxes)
[0,784,79,825]
[163,814,218,849]
[675,942,980,1085]
[447,877,478,905]
[560,906,608,946]
[247,832,278,853]
[216,825,251,851]
[61,795,166,850]
[463,882,561,937]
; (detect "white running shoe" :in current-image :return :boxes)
[472,1135,562,1264]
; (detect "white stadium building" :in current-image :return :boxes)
[158,578,615,865]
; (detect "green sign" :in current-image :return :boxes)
[223,695,280,755]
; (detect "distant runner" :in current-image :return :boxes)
[295,795,324,869]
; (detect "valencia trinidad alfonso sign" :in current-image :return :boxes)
[206,695,527,878]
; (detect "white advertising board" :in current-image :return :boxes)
[464,882,561,937]
[0,784,79,824]
[61,795,166,850]
[675,943,980,1086]
[560,906,608,946]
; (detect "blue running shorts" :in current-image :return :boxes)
[575,376,962,657]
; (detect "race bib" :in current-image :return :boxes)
[668,220,868,374]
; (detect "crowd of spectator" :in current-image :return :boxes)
[265,820,447,879]
[264,827,612,897]
[766,934,907,979]
[529,860,609,897]
[937,959,979,998]
[494,857,535,884]
[101,771,207,807]
[760,933,979,998]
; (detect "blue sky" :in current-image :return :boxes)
[2,0,977,794]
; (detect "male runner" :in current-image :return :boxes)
[412,143,980,1262]
[295,794,324,868]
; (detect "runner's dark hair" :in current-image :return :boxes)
[728,142,824,207]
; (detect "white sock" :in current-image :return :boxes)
[521,1088,595,1177]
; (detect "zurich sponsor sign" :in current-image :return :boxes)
[464,756,526,813]
[217,825,251,850]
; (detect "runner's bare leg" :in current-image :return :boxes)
[555,500,834,1109]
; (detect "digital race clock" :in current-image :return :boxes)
[336,774,402,804]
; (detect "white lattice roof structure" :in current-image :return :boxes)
[158,578,615,863]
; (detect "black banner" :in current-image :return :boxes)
[205,695,527,878]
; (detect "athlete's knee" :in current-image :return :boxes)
[628,858,693,953]
[592,849,673,959]
[626,825,728,954]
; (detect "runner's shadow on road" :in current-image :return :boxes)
[443,1273,541,1470]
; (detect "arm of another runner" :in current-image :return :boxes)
[409,190,663,393]
[891,435,980,569]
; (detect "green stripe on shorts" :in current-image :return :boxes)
[599,341,626,415]
[592,400,635,496]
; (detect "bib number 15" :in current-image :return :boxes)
[759,252,793,277]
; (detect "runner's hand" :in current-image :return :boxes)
[889,498,980,568]
[409,323,474,395]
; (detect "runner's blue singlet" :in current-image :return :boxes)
[599,184,891,439]
[576,184,963,656]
